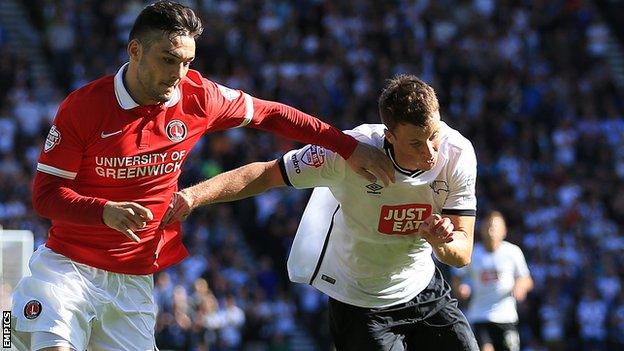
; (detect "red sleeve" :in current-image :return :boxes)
[249,98,357,159]
[32,172,108,225]
[200,77,357,159]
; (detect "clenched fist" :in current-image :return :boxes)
[418,214,454,246]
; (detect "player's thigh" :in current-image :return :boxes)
[472,322,493,349]
[11,247,94,351]
[328,297,405,351]
[413,301,479,351]
[89,274,156,351]
[31,331,77,351]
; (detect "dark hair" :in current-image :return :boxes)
[129,1,203,45]
[378,74,439,130]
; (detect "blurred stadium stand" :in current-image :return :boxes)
[1,1,623,350]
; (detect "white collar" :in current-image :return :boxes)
[113,62,181,110]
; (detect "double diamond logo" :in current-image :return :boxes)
[366,183,383,194]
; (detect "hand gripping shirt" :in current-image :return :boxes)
[281,123,477,308]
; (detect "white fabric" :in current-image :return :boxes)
[285,123,477,308]
[36,163,77,180]
[31,331,76,351]
[458,242,531,323]
[11,245,157,351]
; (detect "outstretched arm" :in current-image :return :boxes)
[160,160,285,226]
[250,99,394,185]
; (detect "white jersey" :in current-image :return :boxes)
[458,242,531,323]
[282,123,477,308]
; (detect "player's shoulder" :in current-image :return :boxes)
[180,69,228,93]
[63,75,115,107]
[56,75,115,124]
[440,122,476,162]
[441,122,474,153]
[181,69,207,89]
[501,241,525,255]
[344,124,385,149]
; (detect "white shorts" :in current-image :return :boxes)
[11,245,157,351]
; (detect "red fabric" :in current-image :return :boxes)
[34,68,356,275]
[250,99,358,159]
[32,172,107,225]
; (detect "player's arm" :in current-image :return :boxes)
[250,99,394,185]
[419,214,475,267]
[511,247,534,301]
[202,79,393,185]
[34,98,152,242]
[33,173,153,242]
[161,144,346,226]
[451,269,472,300]
[191,160,283,206]
[512,275,533,302]
[160,160,286,226]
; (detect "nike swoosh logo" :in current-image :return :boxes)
[101,130,122,138]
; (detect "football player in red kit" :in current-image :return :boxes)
[10,2,393,350]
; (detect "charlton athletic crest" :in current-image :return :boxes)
[166,120,187,142]
[24,300,42,320]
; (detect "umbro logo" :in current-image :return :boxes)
[101,130,122,138]
[366,183,383,195]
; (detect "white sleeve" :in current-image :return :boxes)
[443,142,477,216]
[512,245,531,279]
[279,145,346,189]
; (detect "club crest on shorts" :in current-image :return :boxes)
[166,120,187,142]
[24,300,42,320]
[44,125,61,152]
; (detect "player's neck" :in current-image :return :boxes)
[124,64,158,106]
[384,139,421,173]
[484,241,501,252]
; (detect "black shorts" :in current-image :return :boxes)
[473,322,520,351]
[328,268,478,351]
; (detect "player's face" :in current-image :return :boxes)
[135,33,195,104]
[481,215,507,245]
[384,111,442,171]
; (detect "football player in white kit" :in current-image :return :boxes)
[162,74,480,350]
[453,211,533,351]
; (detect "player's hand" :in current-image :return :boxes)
[417,214,454,245]
[160,190,194,228]
[103,201,154,243]
[346,142,395,186]
[457,283,472,300]
[512,284,528,302]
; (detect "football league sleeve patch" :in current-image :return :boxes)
[37,102,85,180]
[280,145,346,189]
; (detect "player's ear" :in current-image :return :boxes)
[127,39,143,62]
[384,128,397,145]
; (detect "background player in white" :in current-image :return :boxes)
[453,211,534,351]
[163,74,480,350]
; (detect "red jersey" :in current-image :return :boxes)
[35,64,357,275]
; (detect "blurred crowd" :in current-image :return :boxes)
[1,0,623,350]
